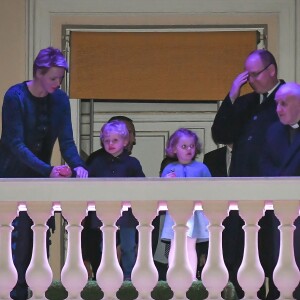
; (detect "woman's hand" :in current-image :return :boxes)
[74,166,88,178]
[50,165,72,178]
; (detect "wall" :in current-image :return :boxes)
[0,0,27,133]
[1,0,299,143]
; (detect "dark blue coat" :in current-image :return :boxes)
[87,148,145,227]
[87,148,145,178]
[212,81,284,177]
[260,121,300,176]
[0,82,84,178]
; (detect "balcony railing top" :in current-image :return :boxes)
[1,177,299,202]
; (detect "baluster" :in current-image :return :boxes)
[273,200,300,299]
[26,202,53,300]
[238,200,265,299]
[61,202,88,300]
[166,200,194,300]
[95,201,123,300]
[131,200,159,299]
[201,201,229,300]
[0,202,18,300]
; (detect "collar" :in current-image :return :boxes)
[267,81,281,97]
[103,149,129,160]
[226,144,232,153]
[260,81,281,101]
[290,122,300,129]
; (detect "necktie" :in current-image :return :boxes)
[289,127,298,144]
[262,93,268,103]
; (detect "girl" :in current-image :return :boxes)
[161,128,211,279]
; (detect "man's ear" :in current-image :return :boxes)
[269,64,277,77]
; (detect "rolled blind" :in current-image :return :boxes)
[69,30,257,101]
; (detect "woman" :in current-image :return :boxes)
[0,46,88,299]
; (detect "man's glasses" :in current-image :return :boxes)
[248,63,272,79]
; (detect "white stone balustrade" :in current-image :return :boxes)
[131,200,159,300]
[61,201,88,299]
[238,200,265,299]
[202,201,229,300]
[95,201,123,300]
[166,200,195,300]
[0,177,300,300]
[26,202,54,300]
[273,200,300,299]
[0,201,18,300]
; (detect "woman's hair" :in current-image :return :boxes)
[33,46,68,77]
[100,120,129,142]
[165,128,202,159]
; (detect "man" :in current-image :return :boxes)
[211,49,285,299]
[212,49,284,177]
[261,83,300,176]
[260,82,300,299]
[82,116,137,280]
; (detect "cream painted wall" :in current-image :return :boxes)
[0,0,27,134]
[1,2,300,133]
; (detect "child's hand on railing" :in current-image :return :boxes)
[164,170,176,178]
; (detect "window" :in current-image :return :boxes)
[69,29,258,101]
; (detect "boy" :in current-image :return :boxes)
[87,120,145,280]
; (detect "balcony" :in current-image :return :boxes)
[0,177,300,300]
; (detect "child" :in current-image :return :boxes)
[161,128,211,279]
[87,120,145,280]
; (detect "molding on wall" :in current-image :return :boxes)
[28,0,297,81]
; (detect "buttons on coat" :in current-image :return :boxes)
[34,98,49,154]
[111,157,116,175]
[35,142,41,149]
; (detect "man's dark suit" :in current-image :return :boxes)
[211,82,285,300]
[212,82,284,177]
[260,122,300,299]
[203,147,244,297]
[261,122,300,176]
[203,146,227,177]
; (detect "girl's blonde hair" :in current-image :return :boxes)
[100,120,129,142]
[165,128,202,159]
